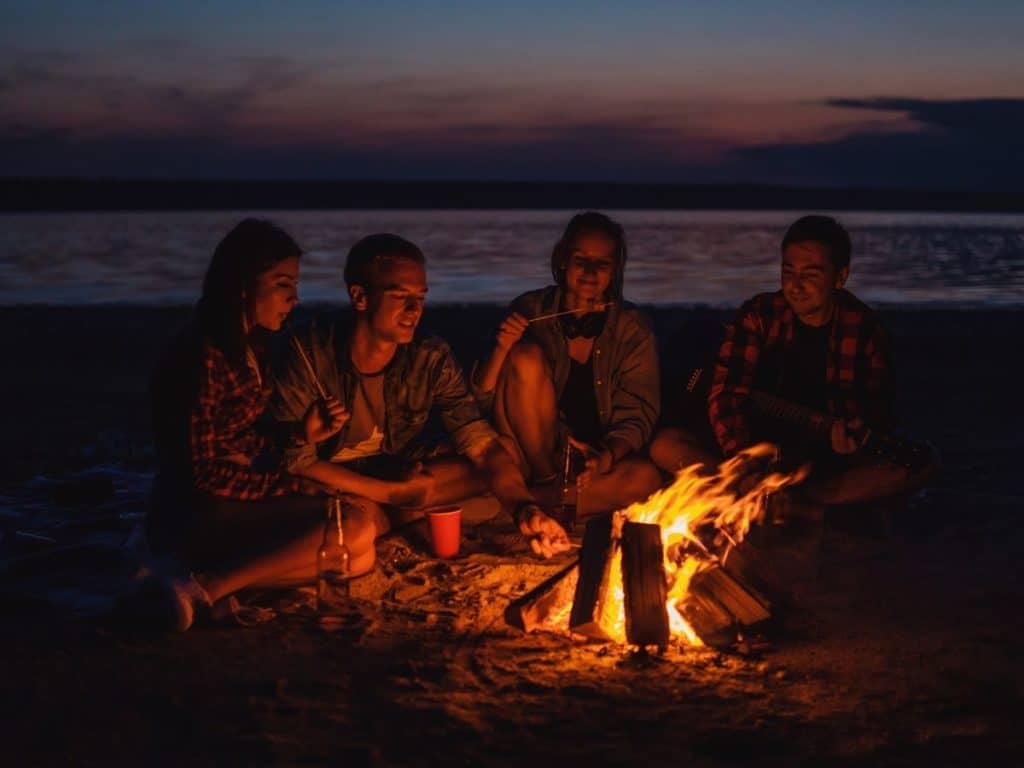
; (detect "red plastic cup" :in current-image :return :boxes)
[426,505,462,558]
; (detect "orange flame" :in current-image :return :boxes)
[581,443,808,646]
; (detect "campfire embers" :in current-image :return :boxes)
[507,444,808,650]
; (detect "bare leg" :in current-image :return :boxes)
[801,451,937,506]
[198,500,381,599]
[494,342,559,480]
[572,456,664,519]
[420,456,487,506]
[649,427,719,474]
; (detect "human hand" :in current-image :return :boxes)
[569,436,613,489]
[390,463,437,508]
[830,417,865,455]
[495,312,529,352]
[517,503,571,558]
[303,396,348,444]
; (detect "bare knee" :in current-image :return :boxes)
[506,341,549,383]
[622,457,664,498]
[649,427,715,474]
[649,427,686,472]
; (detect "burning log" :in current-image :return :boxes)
[620,521,669,649]
[504,443,808,648]
[504,561,579,633]
[569,515,617,640]
[681,564,770,647]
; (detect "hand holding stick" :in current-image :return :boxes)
[288,326,328,400]
[527,300,611,325]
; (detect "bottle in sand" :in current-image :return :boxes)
[316,497,351,613]
[557,439,577,533]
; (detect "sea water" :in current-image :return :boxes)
[1,209,1021,307]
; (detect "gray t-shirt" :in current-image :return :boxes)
[332,371,385,462]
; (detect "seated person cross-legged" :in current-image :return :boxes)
[650,215,937,522]
[472,212,663,522]
[146,218,376,632]
[272,234,569,559]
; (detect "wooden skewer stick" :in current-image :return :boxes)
[527,301,612,324]
[289,331,328,400]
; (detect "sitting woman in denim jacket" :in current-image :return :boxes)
[472,212,663,520]
[146,218,376,630]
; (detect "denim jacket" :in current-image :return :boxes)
[272,312,496,471]
[474,286,660,453]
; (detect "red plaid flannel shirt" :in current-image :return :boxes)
[190,343,299,499]
[708,290,892,457]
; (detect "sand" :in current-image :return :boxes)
[0,305,1021,765]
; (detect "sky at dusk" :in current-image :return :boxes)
[2,1,1022,189]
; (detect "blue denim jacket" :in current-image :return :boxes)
[474,286,660,453]
[272,312,496,471]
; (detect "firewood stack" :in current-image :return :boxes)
[509,514,776,649]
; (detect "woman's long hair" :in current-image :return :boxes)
[550,211,628,301]
[196,218,302,365]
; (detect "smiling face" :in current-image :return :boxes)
[562,231,616,306]
[248,256,299,332]
[350,255,428,344]
[781,240,848,326]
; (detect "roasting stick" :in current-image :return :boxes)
[288,329,329,400]
[527,300,611,324]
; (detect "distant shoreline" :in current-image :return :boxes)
[3,178,1023,213]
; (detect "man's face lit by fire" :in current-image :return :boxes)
[249,256,299,332]
[350,255,428,344]
[781,241,848,326]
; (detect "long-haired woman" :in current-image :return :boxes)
[146,218,374,630]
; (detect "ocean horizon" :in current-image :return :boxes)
[1,209,1022,308]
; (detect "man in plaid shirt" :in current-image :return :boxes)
[652,215,933,511]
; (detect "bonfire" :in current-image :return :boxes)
[520,443,809,649]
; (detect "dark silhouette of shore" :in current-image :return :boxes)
[3,178,1023,212]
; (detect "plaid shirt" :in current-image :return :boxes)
[190,343,298,499]
[708,289,893,457]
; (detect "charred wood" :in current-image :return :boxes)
[621,521,670,649]
[569,515,616,640]
[504,561,579,632]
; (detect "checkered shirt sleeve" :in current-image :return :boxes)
[708,298,769,456]
[189,346,289,500]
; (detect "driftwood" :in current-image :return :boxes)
[621,521,669,649]
[569,515,616,640]
[504,560,579,632]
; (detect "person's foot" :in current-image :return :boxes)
[136,573,212,632]
[162,574,213,632]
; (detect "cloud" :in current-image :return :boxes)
[1,46,1020,191]
[729,98,1024,191]
[0,117,723,180]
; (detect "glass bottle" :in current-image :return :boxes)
[557,440,577,533]
[316,497,351,613]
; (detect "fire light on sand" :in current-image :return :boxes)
[542,443,809,646]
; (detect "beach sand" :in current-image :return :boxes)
[0,305,1021,765]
